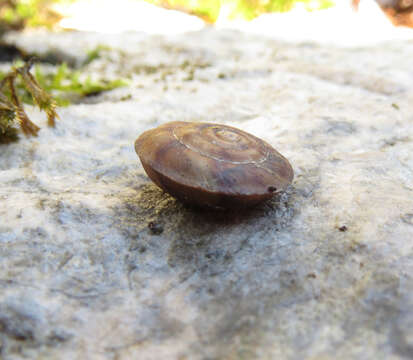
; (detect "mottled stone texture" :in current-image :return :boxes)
[1,28,413,359]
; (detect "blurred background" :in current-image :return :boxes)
[1,0,413,130]
[1,0,413,43]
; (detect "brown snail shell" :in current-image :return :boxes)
[135,121,294,209]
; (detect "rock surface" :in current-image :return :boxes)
[1,28,413,359]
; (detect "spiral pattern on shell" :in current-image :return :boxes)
[173,124,268,164]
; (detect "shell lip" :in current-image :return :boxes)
[140,160,277,209]
[138,153,293,199]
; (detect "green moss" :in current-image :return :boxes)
[146,0,334,22]
[146,0,220,23]
[0,0,75,33]
[84,45,113,65]
[0,59,128,141]
[4,63,128,106]
[0,60,56,138]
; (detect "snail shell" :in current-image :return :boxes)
[135,121,293,209]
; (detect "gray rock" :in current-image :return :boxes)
[1,28,413,359]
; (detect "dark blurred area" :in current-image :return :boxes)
[0,0,62,62]
[353,0,413,26]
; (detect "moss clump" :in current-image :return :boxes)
[0,59,58,138]
[0,59,128,141]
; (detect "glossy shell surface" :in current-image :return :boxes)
[135,121,294,209]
